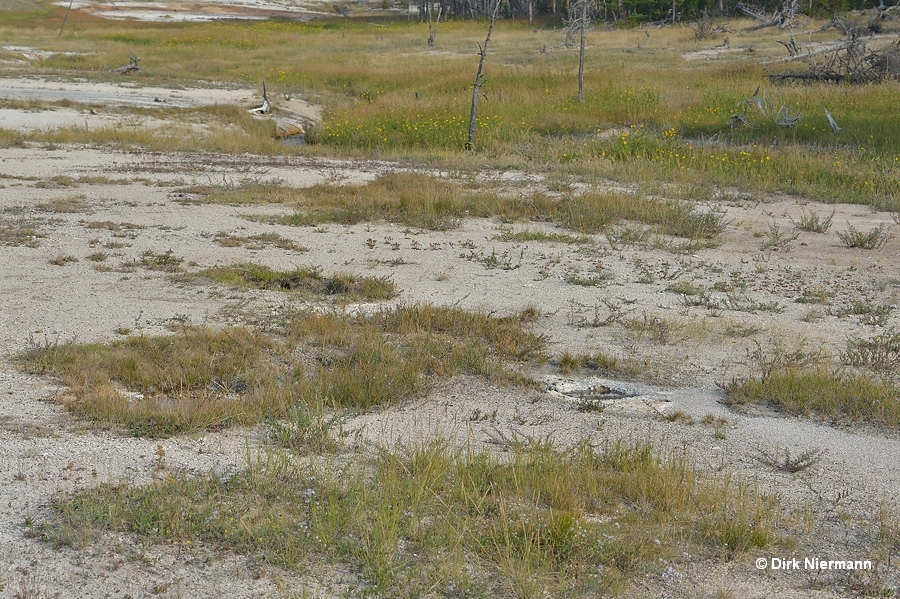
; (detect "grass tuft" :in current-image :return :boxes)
[196,262,396,300]
[48,254,78,266]
[838,224,891,250]
[724,367,900,427]
[791,209,834,233]
[139,250,183,272]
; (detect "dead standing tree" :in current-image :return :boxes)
[567,0,593,104]
[428,2,443,46]
[466,1,501,152]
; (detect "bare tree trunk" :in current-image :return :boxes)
[569,0,591,102]
[428,4,442,45]
[528,0,534,27]
[59,0,75,37]
[578,0,587,103]
[467,1,501,152]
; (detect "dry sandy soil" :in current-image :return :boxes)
[1,51,900,599]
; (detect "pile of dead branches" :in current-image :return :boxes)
[689,15,733,40]
[766,39,900,83]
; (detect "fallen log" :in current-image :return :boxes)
[736,2,768,21]
[762,40,853,64]
[744,12,785,31]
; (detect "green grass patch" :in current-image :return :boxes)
[224,173,724,240]
[1,10,898,205]
[242,173,535,231]
[666,280,705,296]
[16,305,544,435]
[723,367,900,427]
[38,439,785,596]
[564,272,613,287]
[558,349,641,378]
[556,192,726,238]
[195,262,396,301]
[17,326,285,437]
[139,249,183,272]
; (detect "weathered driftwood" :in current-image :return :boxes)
[824,109,841,133]
[729,113,754,134]
[776,36,801,56]
[249,82,270,115]
[113,56,141,74]
[732,85,802,129]
[688,16,733,40]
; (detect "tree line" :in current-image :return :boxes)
[414,0,892,25]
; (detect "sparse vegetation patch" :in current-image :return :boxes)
[139,250,183,272]
[17,326,282,437]
[242,176,725,243]
[196,262,396,301]
[16,305,544,434]
[209,231,308,252]
[242,173,514,231]
[38,439,785,597]
[494,229,593,244]
[842,329,900,373]
[35,195,90,214]
[0,213,47,247]
[48,254,77,266]
[724,368,900,427]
